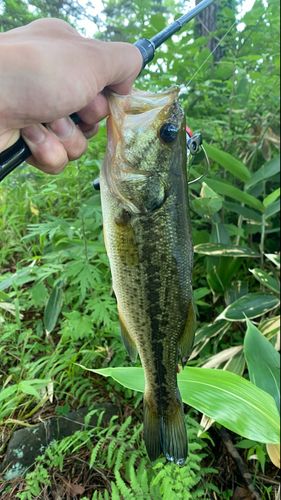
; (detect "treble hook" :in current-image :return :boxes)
[186,132,209,186]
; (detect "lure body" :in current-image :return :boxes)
[100,86,196,463]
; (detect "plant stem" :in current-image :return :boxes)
[217,426,262,500]
[260,212,266,271]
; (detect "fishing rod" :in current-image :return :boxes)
[0,0,215,182]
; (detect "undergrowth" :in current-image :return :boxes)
[14,413,218,500]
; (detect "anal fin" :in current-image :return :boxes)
[118,307,138,362]
[179,298,197,367]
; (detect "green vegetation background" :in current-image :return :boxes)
[0,0,280,498]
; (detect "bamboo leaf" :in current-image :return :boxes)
[190,321,230,360]
[203,142,251,182]
[266,443,280,469]
[205,178,264,211]
[194,243,259,257]
[78,365,280,444]
[250,269,280,294]
[265,200,280,219]
[245,155,280,190]
[244,319,280,414]
[264,188,280,208]
[265,254,280,269]
[217,292,280,321]
[44,286,63,335]
[223,202,262,223]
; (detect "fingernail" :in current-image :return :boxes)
[48,117,74,140]
[22,124,45,144]
[83,124,99,139]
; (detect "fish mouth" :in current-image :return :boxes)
[106,85,182,144]
[107,85,180,117]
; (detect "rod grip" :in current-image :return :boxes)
[0,112,81,182]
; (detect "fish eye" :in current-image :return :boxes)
[159,123,178,143]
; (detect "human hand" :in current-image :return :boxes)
[0,18,142,174]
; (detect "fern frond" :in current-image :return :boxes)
[116,416,132,440]
[90,437,107,468]
[114,442,127,471]
[115,469,133,500]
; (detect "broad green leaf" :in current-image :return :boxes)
[191,321,230,360]
[44,286,63,335]
[259,316,280,342]
[0,291,11,301]
[225,350,245,376]
[201,183,224,200]
[194,244,259,257]
[203,142,251,182]
[245,155,280,190]
[192,197,222,215]
[205,178,264,211]
[244,319,280,414]
[217,292,280,321]
[265,200,280,219]
[193,287,211,301]
[250,269,280,294]
[206,223,245,293]
[194,321,230,347]
[79,365,280,444]
[264,188,280,208]
[235,439,258,449]
[207,257,243,294]
[18,382,41,399]
[225,281,249,306]
[0,385,18,403]
[223,202,262,223]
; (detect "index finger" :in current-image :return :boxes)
[76,92,110,129]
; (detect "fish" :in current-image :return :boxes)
[100,85,196,464]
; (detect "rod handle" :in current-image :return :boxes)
[0,113,81,182]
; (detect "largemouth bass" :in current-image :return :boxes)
[100,86,196,464]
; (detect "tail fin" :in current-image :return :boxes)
[143,388,187,464]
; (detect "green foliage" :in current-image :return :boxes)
[0,0,280,496]
[0,0,97,31]
[84,364,280,444]
[15,414,218,500]
[244,319,280,414]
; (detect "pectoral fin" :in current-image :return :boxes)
[118,307,138,362]
[179,298,197,368]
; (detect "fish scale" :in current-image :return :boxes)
[100,85,196,463]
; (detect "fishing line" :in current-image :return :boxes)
[186,19,238,87]
[188,145,210,185]
[185,18,238,185]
